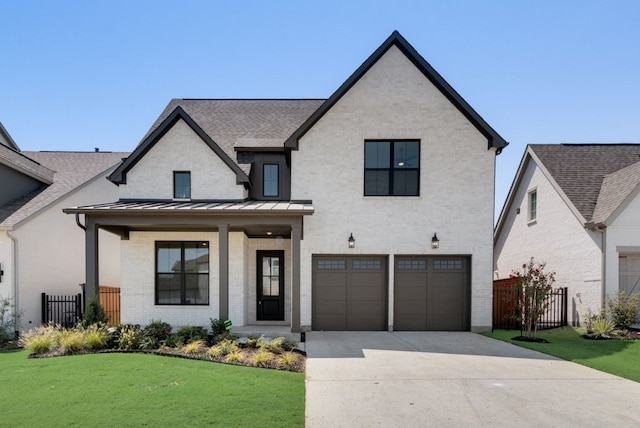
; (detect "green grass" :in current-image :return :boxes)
[0,350,304,427]
[485,327,640,382]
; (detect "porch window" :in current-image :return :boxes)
[156,241,209,305]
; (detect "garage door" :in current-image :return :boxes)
[312,255,387,331]
[394,256,470,331]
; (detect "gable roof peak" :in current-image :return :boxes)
[284,31,507,152]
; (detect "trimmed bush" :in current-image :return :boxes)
[607,291,640,327]
[175,326,208,344]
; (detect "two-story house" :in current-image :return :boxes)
[65,31,507,332]
[1,122,126,332]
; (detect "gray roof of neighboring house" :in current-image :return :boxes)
[0,143,54,184]
[0,151,128,228]
[0,122,20,151]
[529,144,640,222]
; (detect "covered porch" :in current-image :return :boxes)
[63,200,313,332]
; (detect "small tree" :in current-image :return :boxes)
[81,296,109,327]
[0,294,22,344]
[510,258,556,340]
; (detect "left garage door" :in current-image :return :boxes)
[312,255,387,331]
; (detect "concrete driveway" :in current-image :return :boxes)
[304,332,640,427]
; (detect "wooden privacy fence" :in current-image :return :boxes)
[42,293,83,327]
[99,286,120,325]
[493,278,568,330]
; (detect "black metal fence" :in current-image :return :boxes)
[493,280,568,330]
[41,293,83,328]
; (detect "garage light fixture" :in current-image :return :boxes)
[348,233,356,249]
[431,233,440,249]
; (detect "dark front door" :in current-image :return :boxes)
[257,251,285,321]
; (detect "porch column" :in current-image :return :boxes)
[85,217,99,306]
[291,222,301,333]
[218,224,229,319]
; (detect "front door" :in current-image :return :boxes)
[257,251,285,321]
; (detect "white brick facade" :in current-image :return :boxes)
[120,119,246,200]
[293,46,497,331]
[494,159,604,326]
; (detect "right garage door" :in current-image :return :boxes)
[394,256,470,331]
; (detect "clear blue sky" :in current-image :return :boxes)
[2,1,639,217]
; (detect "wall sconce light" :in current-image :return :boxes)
[348,233,356,249]
[0,262,3,282]
[431,233,440,249]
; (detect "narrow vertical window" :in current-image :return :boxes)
[174,171,191,199]
[263,164,279,197]
[528,189,537,222]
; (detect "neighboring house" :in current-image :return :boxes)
[0,122,127,332]
[494,144,640,326]
[65,31,507,333]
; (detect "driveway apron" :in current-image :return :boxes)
[304,332,640,427]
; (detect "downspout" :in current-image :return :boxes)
[7,231,18,338]
[600,227,606,312]
[75,213,87,231]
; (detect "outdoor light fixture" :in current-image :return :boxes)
[0,262,3,282]
[348,233,356,249]
[431,233,440,249]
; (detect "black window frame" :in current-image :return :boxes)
[155,241,209,306]
[173,171,191,199]
[262,163,279,197]
[364,140,420,196]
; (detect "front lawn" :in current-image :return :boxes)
[0,350,304,427]
[485,327,640,382]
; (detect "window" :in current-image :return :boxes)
[156,241,209,305]
[364,140,419,196]
[433,259,463,270]
[353,260,382,269]
[317,260,346,270]
[174,171,191,199]
[528,189,537,222]
[263,164,279,197]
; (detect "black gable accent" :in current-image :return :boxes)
[284,30,508,153]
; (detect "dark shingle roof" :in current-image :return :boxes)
[146,99,325,173]
[0,151,128,228]
[530,144,640,222]
[0,143,54,184]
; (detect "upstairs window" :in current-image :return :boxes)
[263,164,279,197]
[364,140,420,196]
[174,171,191,199]
[528,189,537,222]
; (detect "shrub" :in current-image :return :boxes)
[225,350,243,363]
[81,296,109,327]
[245,334,264,349]
[210,318,232,335]
[19,325,57,355]
[181,340,207,355]
[583,309,606,334]
[56,329,86,353]
[84,325,108,350]
[259,336,298,354]
[591,317,615,339]
[175,326,208,344]
[117,324,143,350]
[278,352,302,369]
[208,339,239,357]
[606,291,640,327]
[253,349,273,367]
[142,320,172,349]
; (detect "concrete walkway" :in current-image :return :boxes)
[304,332,640,427]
